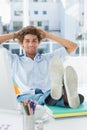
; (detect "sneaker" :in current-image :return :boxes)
[64,66,80,108]
[79,94,84,104]
[49,56,64,100]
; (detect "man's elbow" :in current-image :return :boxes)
[74,43,78,50]
[67,43,78,54]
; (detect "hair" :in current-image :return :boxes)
[17,26,43,44]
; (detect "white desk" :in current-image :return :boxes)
[0,110,23,130]
[41,116,87,130]
[0,110,87,130]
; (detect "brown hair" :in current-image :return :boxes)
[17,26,43,44]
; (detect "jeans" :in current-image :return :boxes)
[17,88,66,107]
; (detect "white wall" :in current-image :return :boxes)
[0,16,3,34]
[61,0,80,41]
[10,0,80,41]
[10,1,23,22]
[30,2,60,30]
[84,0,87,30]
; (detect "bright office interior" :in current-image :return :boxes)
[0,0,87,129]
[0,0,86,99]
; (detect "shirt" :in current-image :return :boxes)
[8,47,68,95]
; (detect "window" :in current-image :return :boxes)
[14,11,23,16]
[34,11,38,15]
[37,21,42,27]
[2,44,9,50]
[12,0,22,2]
[52,44,61,51]
[43,20,49,30]
[30,21,34,26]
[44,25,49,30]
[38,42,60,54]
[41,0,47,2]
[38,43,50,53]
[43,11,47,15]
[33,0,38,2]
[11,49,20,55]
[13,21,23,31]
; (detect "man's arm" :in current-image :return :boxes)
[47,33,78,54]
[0,33,15,44]
[38,29,78,54]
[0,29,21,44]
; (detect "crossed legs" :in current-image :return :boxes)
[47,56,84,108]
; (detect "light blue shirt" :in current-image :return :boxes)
[8,47,68,95]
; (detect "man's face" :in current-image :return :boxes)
[22,34,40,56]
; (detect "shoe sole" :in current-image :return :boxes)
[49,56,64,100]
[64,66,80,108]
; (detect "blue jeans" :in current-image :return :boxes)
[17,88,66,107]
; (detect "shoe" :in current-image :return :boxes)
[64,66,80,108]
[79,94,84,104]
[49,56,64,100]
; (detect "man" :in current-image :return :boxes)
[0,26,84,108]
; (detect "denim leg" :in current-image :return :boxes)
[44,91,66,107]
[55,96,66,107]
[40,90,66,107]
[17,93,42,103]
[17,89,66,107]
[37,90,50,105]
[17,90,50,105]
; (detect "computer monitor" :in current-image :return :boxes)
[0,48,18,110]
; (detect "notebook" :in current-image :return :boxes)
[0,48,18,111]
[45,102,87,118]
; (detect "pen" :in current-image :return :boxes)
[30,101,37,114]
[22,99,37,115]
[23,103,29,115]
[28,100,33,115]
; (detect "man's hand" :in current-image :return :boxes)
[14,26,31,39]
[38,28,49,40]
[14,26,49,41]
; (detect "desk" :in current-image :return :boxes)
[0,110,23,130]
[0,110,87,130]
[41,116,87,130]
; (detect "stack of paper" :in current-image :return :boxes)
[45,102,87,118]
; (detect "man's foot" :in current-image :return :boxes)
[64,66,80,108]
[79,94,84,104]
[49,56,64,100]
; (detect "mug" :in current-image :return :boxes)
[23,115,35,130]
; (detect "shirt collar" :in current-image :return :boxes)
[34,53,43,62]
[20,53,43,62]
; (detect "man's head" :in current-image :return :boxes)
[18,26,43,44]
[17,26,44,58]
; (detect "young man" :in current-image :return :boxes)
[0,26,84,108]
